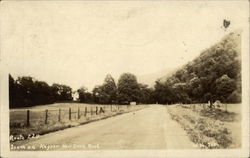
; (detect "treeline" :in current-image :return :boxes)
[9,75,72,108]
[154,31,241,104]
[9,73,154,108]
[77,73,154,104]
[9,31,242,108]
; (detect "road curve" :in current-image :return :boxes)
[11,105,196,150]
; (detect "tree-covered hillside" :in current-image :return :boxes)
[154,31,241,104]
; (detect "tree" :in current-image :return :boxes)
[101,74,117,104]
[77,86,93,103]
[172,83,191,104]
[215,74,236,102]
[16,76,35,106]
[227,90,241,103]
[117,73,140,104]
[92,85,102,104]
[9,74,22,108]
[51,83,72,102]
[138,83,154,104]
[153,80,175,104]
[77,86,88,103]
[32,80,54,105]
[9,75,72,108]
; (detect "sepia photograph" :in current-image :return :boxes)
[0,1,249,158]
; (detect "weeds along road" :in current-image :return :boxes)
[11,105,196,150]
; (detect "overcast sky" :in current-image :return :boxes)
[1,1,248,91]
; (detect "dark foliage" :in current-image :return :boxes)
[77,86,93,103]
[154,31,241,104]
[117,73,141,104]
[9,75,73,108]
[78,73,154,105]
[92,74,117,104]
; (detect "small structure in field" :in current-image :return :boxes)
[72,92,79,101]
[130,102,136,106]
[214,100,221,108]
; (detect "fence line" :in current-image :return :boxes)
[45,109,48,124]
[26,110,30,127]
[58,108,61,122]
[180,103,228,112]
[14,105,144,127]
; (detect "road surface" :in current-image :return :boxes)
[11,105,196,150]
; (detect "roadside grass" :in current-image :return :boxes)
[167,104,241,149]
[10,103,147,142]
[199,108,237,122]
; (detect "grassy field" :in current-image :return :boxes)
[166,104,241,149]
[10,103,147,142]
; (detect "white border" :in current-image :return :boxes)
[0,1,249,158]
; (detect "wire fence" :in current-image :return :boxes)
[10,105,145,128]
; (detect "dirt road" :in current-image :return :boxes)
[11,105,196,150]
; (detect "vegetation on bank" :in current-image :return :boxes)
[167,104,241,149]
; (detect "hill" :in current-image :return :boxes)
[154,30,241,104]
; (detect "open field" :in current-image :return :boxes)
[10,103,147,142]
[166,104,241,149]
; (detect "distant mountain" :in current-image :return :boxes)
[137,68,175,87]
[157,68,178,84]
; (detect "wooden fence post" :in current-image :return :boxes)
[69,108,71,120]
[84,107,87,116]
[27,110,30,127]
[100,107,105,114]
[91,107,93,116]
[78,107,80,119]
[96,107,98,115]
[111,105,112,112]
[45,109,48,124]
[58,108,61,122]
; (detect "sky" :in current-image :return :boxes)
[0,1,248,91]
